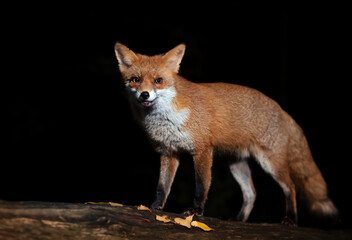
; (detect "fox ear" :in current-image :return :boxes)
[162,44,186,73]
[114,43,139,72]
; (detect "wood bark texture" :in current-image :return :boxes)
[0,200,351,240]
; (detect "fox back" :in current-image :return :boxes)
[114,43,338,226]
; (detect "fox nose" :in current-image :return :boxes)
[140,91,150,100]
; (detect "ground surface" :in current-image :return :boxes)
[0,200,351,240]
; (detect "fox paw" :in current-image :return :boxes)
[281,216,297,227]
[150,202,163,211]
[182,207,203,216]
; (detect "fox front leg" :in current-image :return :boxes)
[184,148,213,216]
[151,155,179,210]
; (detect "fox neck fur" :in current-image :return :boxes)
[129,85,195,154]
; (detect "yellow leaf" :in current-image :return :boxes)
[156,215,172,223]
[108,202,123,207]
[86,202,109,205]
[191,221,214,231]
[137,205,151,212]
[174,215,194,229]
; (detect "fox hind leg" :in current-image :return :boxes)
[253,148,298,226]
[276,173,298,226]
[229,158,256,222]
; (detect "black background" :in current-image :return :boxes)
[6,2,351,228]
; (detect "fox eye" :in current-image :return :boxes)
[130,77,141,83]
[154,78,162,84]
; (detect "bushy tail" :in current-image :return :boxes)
[286,115,338,220]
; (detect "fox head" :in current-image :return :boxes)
[114,43,186,107]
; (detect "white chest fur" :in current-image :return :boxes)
[142,87,194,153]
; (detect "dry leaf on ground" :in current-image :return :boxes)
[108,202,123,207]
[191,220,214,231]
[156,215,172,223]
[86,202,109,205]
[137,205,151,212]
[174,215,194,228]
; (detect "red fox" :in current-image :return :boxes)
[114,43,338,226]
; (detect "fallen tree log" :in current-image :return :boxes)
[0,200,351,240]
